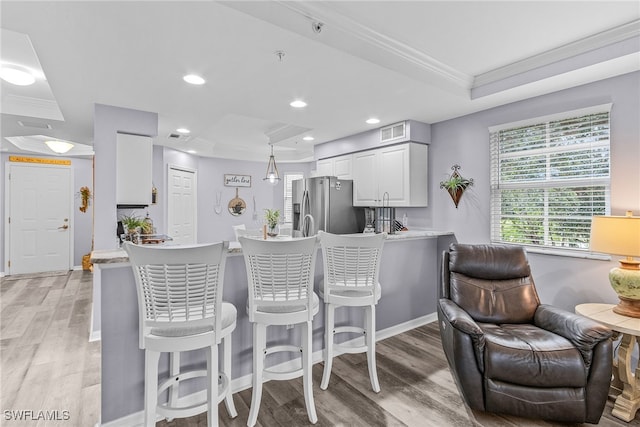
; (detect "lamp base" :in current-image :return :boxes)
[613,297,640,318]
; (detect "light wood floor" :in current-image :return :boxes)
[1,271,638,427]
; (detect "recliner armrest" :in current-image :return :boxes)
[438,298,484,338]
[534,304,612,369]
[438,298,486,369]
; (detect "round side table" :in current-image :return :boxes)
[576,303,640,422]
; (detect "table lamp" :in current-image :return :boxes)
[590,211,640,317]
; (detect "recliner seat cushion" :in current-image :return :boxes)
[480,323,586,388]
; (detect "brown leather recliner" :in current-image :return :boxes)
[437,243,613,424]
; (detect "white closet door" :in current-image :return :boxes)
[167,166,197,244]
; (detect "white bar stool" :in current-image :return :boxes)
[123,241,238,427]
[317,231,386,392]
[239,236,319,427]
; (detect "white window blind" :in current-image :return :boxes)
[283,172,303,224]
[490,107,610,251]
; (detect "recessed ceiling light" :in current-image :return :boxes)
[366,118,380,124]
[187,150,197,154]
[45,140,74,154]
[303,136,314,141]
[183,74,205,85]
[176,128,190,134]
[290,100,307,108]
[0,66,36,86]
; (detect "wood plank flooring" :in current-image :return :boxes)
[1,271,100,427]
[2,271,638,426]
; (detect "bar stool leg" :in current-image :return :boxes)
[206,345,219,427]
[321,303,335,390]
[302,320,318,424]
[144,350,161,427]
[248,323,266,427]
[222,334,238,418]
[166,352,180,422]
[365,305,380,393]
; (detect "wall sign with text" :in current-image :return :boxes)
[224,174,251,187]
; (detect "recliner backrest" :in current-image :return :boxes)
[446,243,540,324]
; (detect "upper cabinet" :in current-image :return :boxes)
[353,143,428,207]
[116,133,153,207]
[315,154,353,179]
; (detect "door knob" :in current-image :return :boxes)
[58,224,69,230]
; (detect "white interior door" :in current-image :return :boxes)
[167,166,196,244]
[7,163,72,274]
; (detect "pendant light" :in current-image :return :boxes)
[263,143,281,184]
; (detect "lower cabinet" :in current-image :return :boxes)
[353,142,428,207]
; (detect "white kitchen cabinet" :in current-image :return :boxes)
[116,133,153,207]
[315,154,353,179]
[316,158,334,177]
[352,142,428,207]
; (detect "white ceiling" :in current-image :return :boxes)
[1,1,638,161]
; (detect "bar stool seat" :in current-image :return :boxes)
[124,241,238,427]
[318,231,386,393]
[239,236,319,427]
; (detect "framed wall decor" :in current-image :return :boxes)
[224,174,251,187]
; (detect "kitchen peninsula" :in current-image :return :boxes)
[92,231,454,425]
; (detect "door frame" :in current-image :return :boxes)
[167,164,197,245]
[4,161,74,275]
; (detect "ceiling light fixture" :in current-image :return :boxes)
[263,144,281,185]
[366,118,380,124]
[303,136,314,141]
[290,100,307,108]
[45,140,74,154]
[0,66,36,86]
[176,128,190,134]
[187,150,197,154]
[183,74,205,85]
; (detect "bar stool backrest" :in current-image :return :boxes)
[319,231,385,303]
[123,241,229,348]
[239,236,317,322]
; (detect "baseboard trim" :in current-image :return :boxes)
[99,313,438,426]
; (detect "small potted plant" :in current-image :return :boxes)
[120,213,145,242]
[264,208,281,237]
[440,165,473,208]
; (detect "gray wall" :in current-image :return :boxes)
[312,71,639,312]
[0,154,94,269]
[429,71,640,311]
[93,103,158,250]
[159,149,312,243]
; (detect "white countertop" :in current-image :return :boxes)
[90,229,453,264]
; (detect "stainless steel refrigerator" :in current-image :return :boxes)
[292,177,363,236]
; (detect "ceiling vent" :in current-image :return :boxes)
[17,120,52,130]
[380,121,405,143]
[167,132,191,142]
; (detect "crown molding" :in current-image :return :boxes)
[474,19,640,88]
[275,1,473,89]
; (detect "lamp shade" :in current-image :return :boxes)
[590,214,640,257]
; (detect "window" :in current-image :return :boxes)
[490,105,611,252]
[283,172,303,224]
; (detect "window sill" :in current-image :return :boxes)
[494,242,611,261]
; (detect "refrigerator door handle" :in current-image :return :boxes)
[301,189,309,230]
